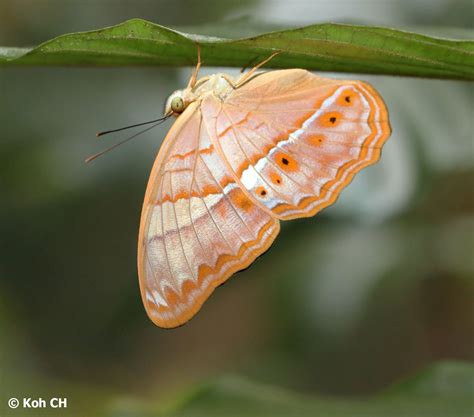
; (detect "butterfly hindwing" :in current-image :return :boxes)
[202,69,391,220]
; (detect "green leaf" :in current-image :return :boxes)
[383,361,474,397]
[108,361,474,417]
[1,18,473,80]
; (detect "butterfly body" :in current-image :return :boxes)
[165,73,236,114]
[138,68,391,328]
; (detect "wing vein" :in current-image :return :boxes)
[194,166,235,254]
[188,114,207,257]
[219,107,290,202]
[198,152,251,242]
[223,109,310,192]
[159,172,176,291]
[169,171,196,282]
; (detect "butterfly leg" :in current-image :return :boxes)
[187,44,202,89]
[239,55,262,74]
[235,51,281,88]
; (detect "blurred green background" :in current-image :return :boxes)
[0,0,473,416]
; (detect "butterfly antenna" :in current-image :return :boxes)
[85,114,172,163]
[96,115,170,137]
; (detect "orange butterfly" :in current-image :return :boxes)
[136,51,391,328]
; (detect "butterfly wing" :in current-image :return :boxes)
[138,101,280,328]
[201,69,391,220]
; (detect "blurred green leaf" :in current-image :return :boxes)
[1,18,473,79]
[383,361,474,397]
[109,361,473,417]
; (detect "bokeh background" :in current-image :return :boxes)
[0,0,473,416]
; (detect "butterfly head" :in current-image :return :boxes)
[164,89,192,117]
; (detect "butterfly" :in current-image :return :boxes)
[135,51,391,328]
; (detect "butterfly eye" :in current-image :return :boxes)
[171,96,185,113]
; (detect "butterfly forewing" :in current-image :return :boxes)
[138,102,280,328]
